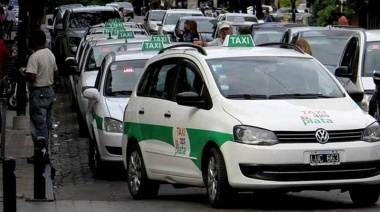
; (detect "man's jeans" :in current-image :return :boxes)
[29,86,55,152]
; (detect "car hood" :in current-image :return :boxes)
[362,76,375,92]
[105,98,129,121]
[163,25,176,33]
[83,71,98,87]
[222,98,374,131]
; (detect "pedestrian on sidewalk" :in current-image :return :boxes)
[4,6,15,40]
[19,30,59,164]
[0,30,11,93]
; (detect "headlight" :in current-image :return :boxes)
[362,122,380,142]
[104,117,123,133]
[69,37,81,46]
[233,125,278,145]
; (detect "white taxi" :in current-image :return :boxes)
[122,35,380,208]
[82,41,165,177]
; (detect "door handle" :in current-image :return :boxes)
[164,111,171,118]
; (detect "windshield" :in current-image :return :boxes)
[104,59,146,96]
[164,13,203,25]
[69,11,120,28]
[86,44,129,70]
[207,57,345,98]
[299,31,353,67]
[253,29,286,44]
[363,41,380,77]
[150,11,166,21]
[179,19,216,33]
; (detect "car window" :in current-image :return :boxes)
[68,11,120,28]
[104,59,147,96]
[363,41,380,77]
[150,11,166,21]
[164,13,203,25]
[86,44,128,70]
[226,16,257,23]
[207,57,345,98]
[179,19,216,33]
[175,61,204,96]
[138,59,178,100]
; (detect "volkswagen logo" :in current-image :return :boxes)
[315,129,329,144]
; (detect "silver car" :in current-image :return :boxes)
[143,10,166,35]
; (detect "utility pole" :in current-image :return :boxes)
[291,0,296,23]
[16,0,28,116]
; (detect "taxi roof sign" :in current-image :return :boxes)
[223,34,255,47]
[142,41,164,51]
[151,35,171,44]
[118,30,135,39]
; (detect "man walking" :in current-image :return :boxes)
[19,30,58,163]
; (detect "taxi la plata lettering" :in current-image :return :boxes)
[151,35,171,44]
[142,41,164,51]
[223,34,254,47]
[300,110,334,126]
[173,127,190,155]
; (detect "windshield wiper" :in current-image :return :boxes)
[268,93,337,99]
[107,90,132,96]
[225,94,268,99]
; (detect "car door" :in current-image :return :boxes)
[136,58,180,175]
[168,58,213,180]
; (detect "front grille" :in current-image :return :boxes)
[240,161,380,181]
[105,146,122,155]
[274,129,363,143]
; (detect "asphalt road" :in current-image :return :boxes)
[48,15,380,211]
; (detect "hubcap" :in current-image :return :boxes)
[207,156,217,201]
[128,151,142,193]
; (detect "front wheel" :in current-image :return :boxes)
[207,148,236,208]
[127,143,159,199]
[350,187,380,207]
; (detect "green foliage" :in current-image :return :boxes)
[280,0,291,8]
[313,0,338,26]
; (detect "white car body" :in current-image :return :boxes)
[121,41,380,207]
[83,51,156,164]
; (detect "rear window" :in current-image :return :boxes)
[69,11,120,28]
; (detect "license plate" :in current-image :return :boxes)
[310,151,340,166]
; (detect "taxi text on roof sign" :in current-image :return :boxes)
[151,35,171,44]
[223,34,255,47]
[142,41,164,51]
[118,31,135,39]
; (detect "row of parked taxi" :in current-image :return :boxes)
[59,7,380,208]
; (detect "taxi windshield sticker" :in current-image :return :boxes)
[173,127,190,156]
[300,111,333,126]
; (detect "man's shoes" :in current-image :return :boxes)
[27,155,34,164]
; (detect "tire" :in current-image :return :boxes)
[91,139,105,178]
[207,148,236,208]
[127,143,159,200]
[7,91,17,111]
[350,187,380,207]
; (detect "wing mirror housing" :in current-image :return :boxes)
[373,71,380,86]
[176,92,205,108]
[82,87,99,101]
[335,66,352,78]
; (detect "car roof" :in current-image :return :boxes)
[365,30,380,42]
[179,16,216,20]
[251,22,307,28]
[165,9,203,14]
[155,45,312,61]
[70,5,117,12]
[55,4,84,10]
[113,50,159,61]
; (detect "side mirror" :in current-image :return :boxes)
[373,71,380,86]
[176,91,205,108]
[55,23,63,30]
[82,87,99,101]
[335,66,352,78]
[347,90,364,103]
[65,57,79,75]
[48,19,53,26]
